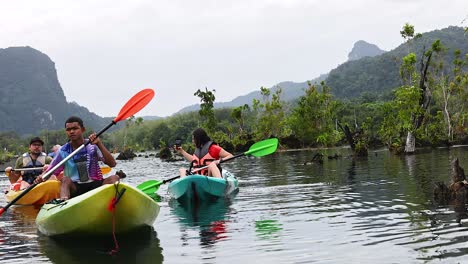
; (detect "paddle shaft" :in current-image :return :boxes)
[189,139,278,176]
[1,167,44,173]
[139,175,181,192]
[3,166,111,174]
[190,152,244,174]
[157,152,246,184]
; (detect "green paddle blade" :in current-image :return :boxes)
[136,180,162,194]
[137,175,181,195]
[245,138,278,157]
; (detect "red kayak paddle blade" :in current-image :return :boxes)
[114,89,155,123]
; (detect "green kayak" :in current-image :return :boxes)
[36,182,160,236]
[168,170,238,204]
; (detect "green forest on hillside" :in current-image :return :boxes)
[1,24,467,163]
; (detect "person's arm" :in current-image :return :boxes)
[175,146,194,162]
[89,133,116,167]
[218,148,234,162]
[5,165,20,184]
[8,158,23,183]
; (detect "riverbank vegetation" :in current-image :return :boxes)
[1,24,467,163]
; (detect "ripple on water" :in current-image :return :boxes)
[1,148,468,263]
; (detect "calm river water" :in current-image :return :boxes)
[1,146,468,263]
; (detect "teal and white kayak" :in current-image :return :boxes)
[168,170,238,204]
[36,182,160,237]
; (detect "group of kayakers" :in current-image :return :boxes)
[4,116,232,201]
[5,116,121,201]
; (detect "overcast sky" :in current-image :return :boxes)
[1,0,467,117]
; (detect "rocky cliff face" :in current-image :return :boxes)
[347,40,386,61]
[0,46,108,135]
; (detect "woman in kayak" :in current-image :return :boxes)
[35,116,121,200]
[175,128,233,178]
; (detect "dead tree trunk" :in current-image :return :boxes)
[439,81,454,142]
[337,122,368,157]
[433,158,468,225]
[405,48,432,154]
[404,131,416,153]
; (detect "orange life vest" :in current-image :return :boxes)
[191,141,218,175]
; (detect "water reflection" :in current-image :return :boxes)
[255,219,283,239]
[347,158,357,184]
[38,226,163,264]
[170,198,232,248]
[1,148,468,263]
[7,205,40,225]
[0,206,43,261]
[231,147,468,263]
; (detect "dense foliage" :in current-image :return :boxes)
[1,25,467,163]
[326,26,468,100]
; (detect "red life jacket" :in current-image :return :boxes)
[191,141,218,175]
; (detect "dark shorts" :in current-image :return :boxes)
[73,180,104,196]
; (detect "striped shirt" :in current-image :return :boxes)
[46,140,104,182]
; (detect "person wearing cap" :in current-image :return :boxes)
[4,137,53,190]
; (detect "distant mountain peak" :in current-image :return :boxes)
[175,27,464,116]
[348,40,386,61]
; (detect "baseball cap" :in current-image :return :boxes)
[30,137,44,146]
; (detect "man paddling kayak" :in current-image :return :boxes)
[35,116,121,200]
